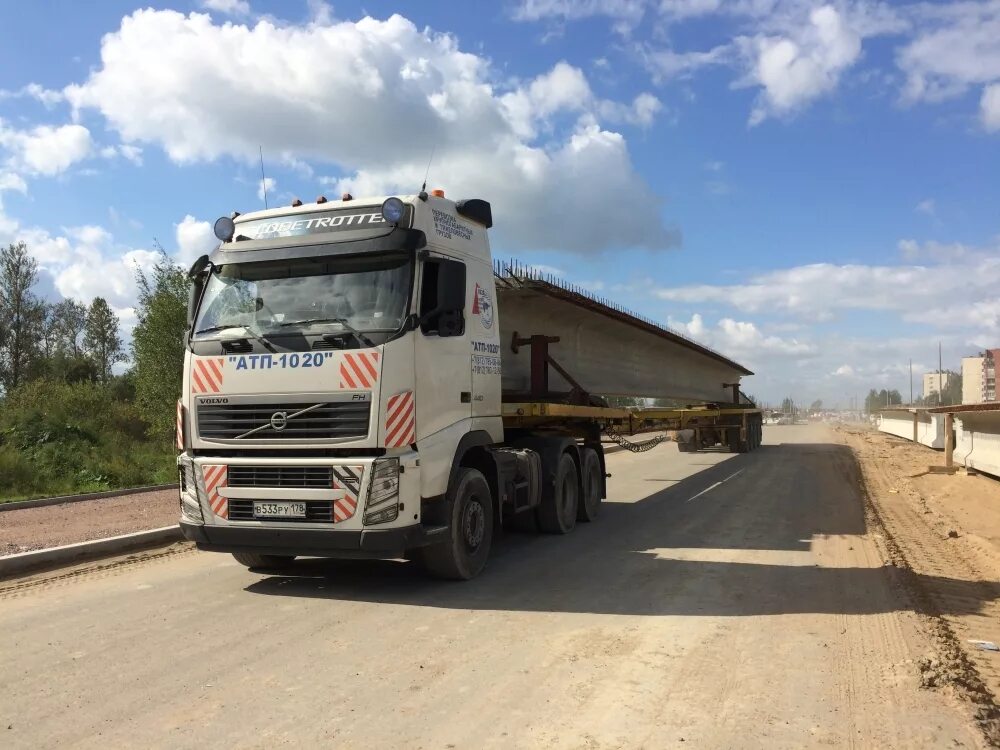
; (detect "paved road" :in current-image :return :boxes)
[0,425,982,748]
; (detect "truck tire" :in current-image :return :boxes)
[231,552,295,569]
[420,467,493,580]
[537,452,579,534]
[577,447,602,522]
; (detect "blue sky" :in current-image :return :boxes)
[1,0,999,406]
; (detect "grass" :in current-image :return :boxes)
[0,379,177,502]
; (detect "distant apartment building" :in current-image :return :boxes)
[960,349,1000,404]
[962,355,984,404]
[922,371,951,401]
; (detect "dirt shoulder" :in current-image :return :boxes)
[0,490,179,556]
[838,423,1000,744]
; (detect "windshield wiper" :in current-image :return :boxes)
[275,317,376,347]
[193,324,250,335]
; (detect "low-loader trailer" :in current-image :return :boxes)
[177,191,761,579]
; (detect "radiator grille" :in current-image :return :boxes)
[228,466,333,488]
[197,401,370,441]
[227,499,334,522]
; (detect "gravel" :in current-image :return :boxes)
[0,489,179,555]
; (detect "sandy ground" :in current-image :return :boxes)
[837,423,1000,742]
[0,489,179,555]
[1,423,995,748]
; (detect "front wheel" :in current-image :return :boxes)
[232,552,295,569]
[420,467,494,580]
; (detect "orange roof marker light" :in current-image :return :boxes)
[431,189,445,197]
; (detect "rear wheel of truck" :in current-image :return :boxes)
[231,552,295,569]
[537,452,579,534]
[577,448,602,522]
[420,467,493,580]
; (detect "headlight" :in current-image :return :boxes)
[364,458,399,525]
[367,458,399,507]
[381,197,405,224]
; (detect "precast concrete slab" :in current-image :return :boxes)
[495,271,752,403]
[877,408,945,449]
[955,411,1000,478]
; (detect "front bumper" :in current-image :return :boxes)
[180,520,446,559]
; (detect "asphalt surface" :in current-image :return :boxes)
[0,424,984,748]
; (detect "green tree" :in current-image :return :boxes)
[780,397,795,414]
[0,242,45,392]
[809,399,823,412]
[131,258,189,437]
[939,373,962,406]
[84,297,124,382]
[52,299,87,356]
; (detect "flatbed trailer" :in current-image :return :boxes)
[502,402,764,453]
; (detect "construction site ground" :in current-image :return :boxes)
[1,423,998,748]
[0,489,178,555]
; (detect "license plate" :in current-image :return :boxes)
[253,501,306,518]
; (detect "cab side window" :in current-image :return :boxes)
[419,259,466,337]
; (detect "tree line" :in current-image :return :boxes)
[0,242,125,390]
[0,239,188,499]
[0,240,188,440]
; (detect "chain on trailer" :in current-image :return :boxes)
[602,424,669,453]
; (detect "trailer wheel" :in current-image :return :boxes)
[537,453,579,534]
[420,467,493,580]
[577,448,602,522]
[231,552,295,569]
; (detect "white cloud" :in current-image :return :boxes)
[258,176,276,202]
[65,10,675,254]
[897,238,968,262]
[740,5,864,125]
[983,83,1000,131]
[175,215,216,265]
[833,364,854,376]
[897,2,1000,103]
[668,312,817,367]
[512,0,647,33]
[656,247,1000,332]
[914,197,935,217]
[200,0,250,15]
[0,83,65,107]
[526,263,566,277]
[0,120,92,176]
[641,44,732,82]
[0,171,26,193]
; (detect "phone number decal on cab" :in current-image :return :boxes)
[228,352,334,371]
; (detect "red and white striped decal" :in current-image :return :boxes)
[176,400,184,450]
[202,464,228,519]
[339,352,380,389]
[191,357,225,394]
[332,466,363,523]
[385,390,415,448]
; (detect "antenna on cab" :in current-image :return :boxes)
[419,143,436,201]
[259,145,269,210]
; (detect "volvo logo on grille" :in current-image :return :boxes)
[269,411,288,431]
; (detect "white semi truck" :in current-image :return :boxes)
[177,191,760,579]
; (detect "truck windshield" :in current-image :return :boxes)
[192,252,411,341]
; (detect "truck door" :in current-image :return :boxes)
[469,261,501,420]
[413,255,472,440]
